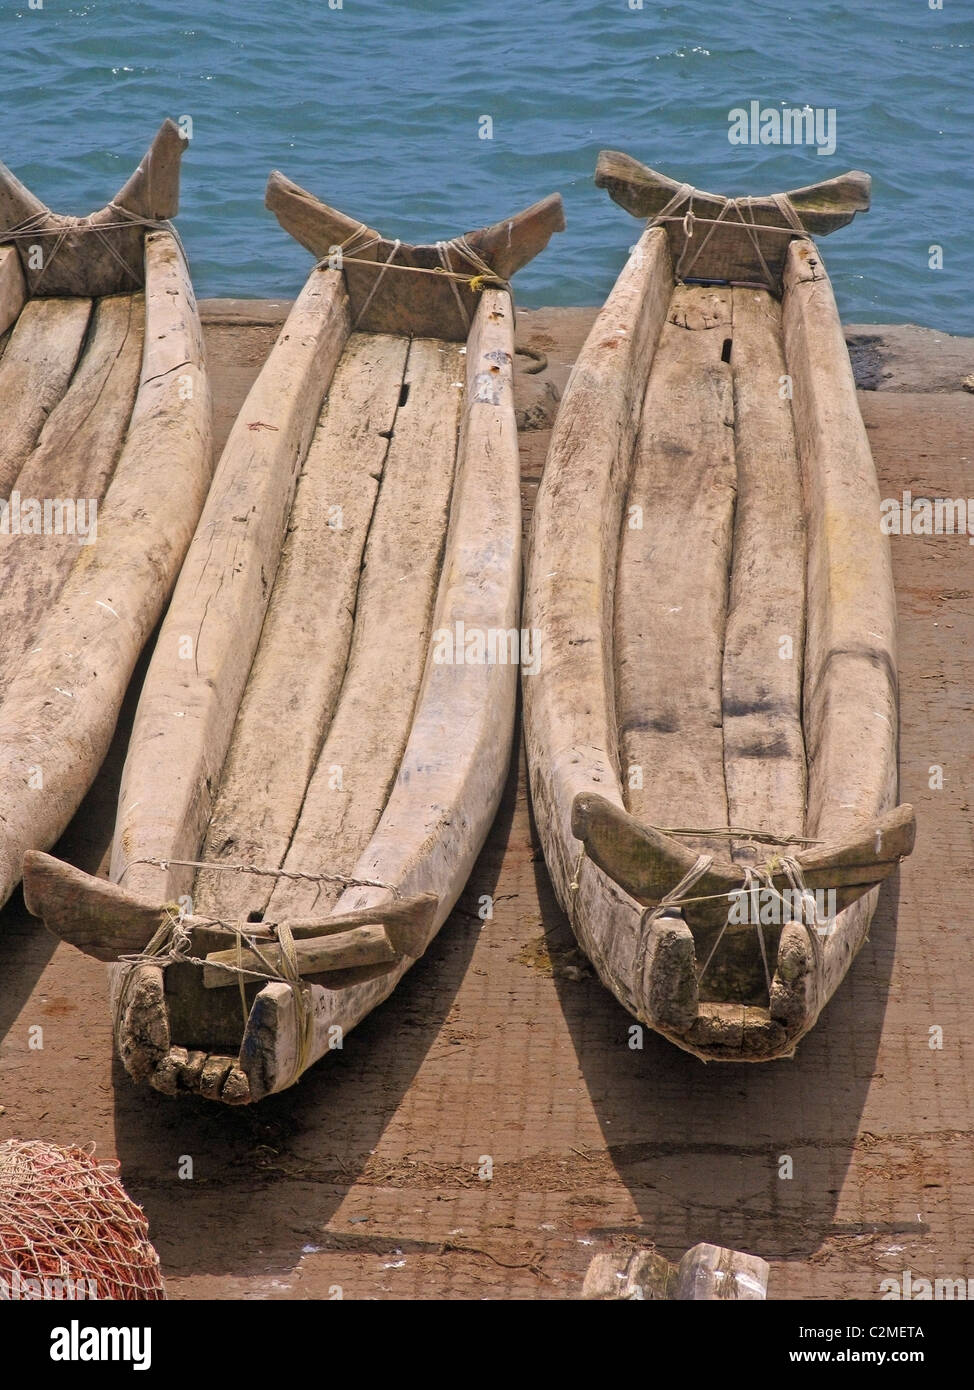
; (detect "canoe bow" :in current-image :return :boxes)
[0,119,187,297]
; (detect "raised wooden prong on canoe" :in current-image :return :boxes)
[572,792,914,931]
[571,792,743,928]
[22,851,177,962]
[797,802,915,886]
[263,170,376,261]
[595,151,871,228]
[287,892,438,957]
[640,913,699,1033]
[460,192,566,280]
[0,118,188,297]
[594,150,870,288]
[201,892,439,989]
[111,117,185,221]
[582,1242,769,1300]
[22,851,270,963]
[769,920,817,1031]
[265,170,564,339]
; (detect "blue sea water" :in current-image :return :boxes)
[2,0,972,331]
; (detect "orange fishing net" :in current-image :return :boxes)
[0,1139,166,1300]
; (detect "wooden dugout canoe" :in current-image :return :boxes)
[523,152,915,1062]
[0,120,211,911]
[24,174,565,1104]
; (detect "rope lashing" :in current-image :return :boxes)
[634,852,714,984]
[570,827,835,997]
[0,205,173,242]
[437,239,472,331]
[779,854,826,970]
[315,218,510,328]
[771,192,810,233]
[745,867,773,995]
[112,902,317,1074]
[271,918,316,1088]
[114,853,403,1052]
[0,202,188,290]
[644,183,810,289]
[352,236,402,328]
[0,136,192,293]
[437,233,509,332]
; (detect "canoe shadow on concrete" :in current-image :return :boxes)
[0,892,59,1047]
[0,643,156,1048]
[528,790,900,1275]
[109,734,519,1285]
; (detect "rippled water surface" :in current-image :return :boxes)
[3,0,972,330]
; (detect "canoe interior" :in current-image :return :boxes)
[616,277,817,1006]
[0,124,213,916]
[0,289,144,703]
[167,328,465,1051]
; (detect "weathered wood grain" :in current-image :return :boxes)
[110,962,169,1084]
[21,217,551,1099]
[0,293,144,701]
[193,332,408,925]
[203,923,398,988]
[522,226,673,1019]
[22,849,176,961]
[246,288,523,1099]
[523,199,909,1059]
[779,237,902,1027]
[109,267,349,911]
[266,172,564,340]
[615,284,736,859]
[723,287,806,863]
[572,792,912,925]
[0,120,187,297]
[0,244,25,335]
[596,150,870,287]
[261,336,463,925]
[0,297,91,499]
[0,232,211,909]
[597,151,870,229]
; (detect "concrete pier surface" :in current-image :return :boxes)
[1,302,972,1300]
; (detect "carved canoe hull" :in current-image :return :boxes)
[523,154,913,1061]
[25,180,564,1103]
[0,121,212,910]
